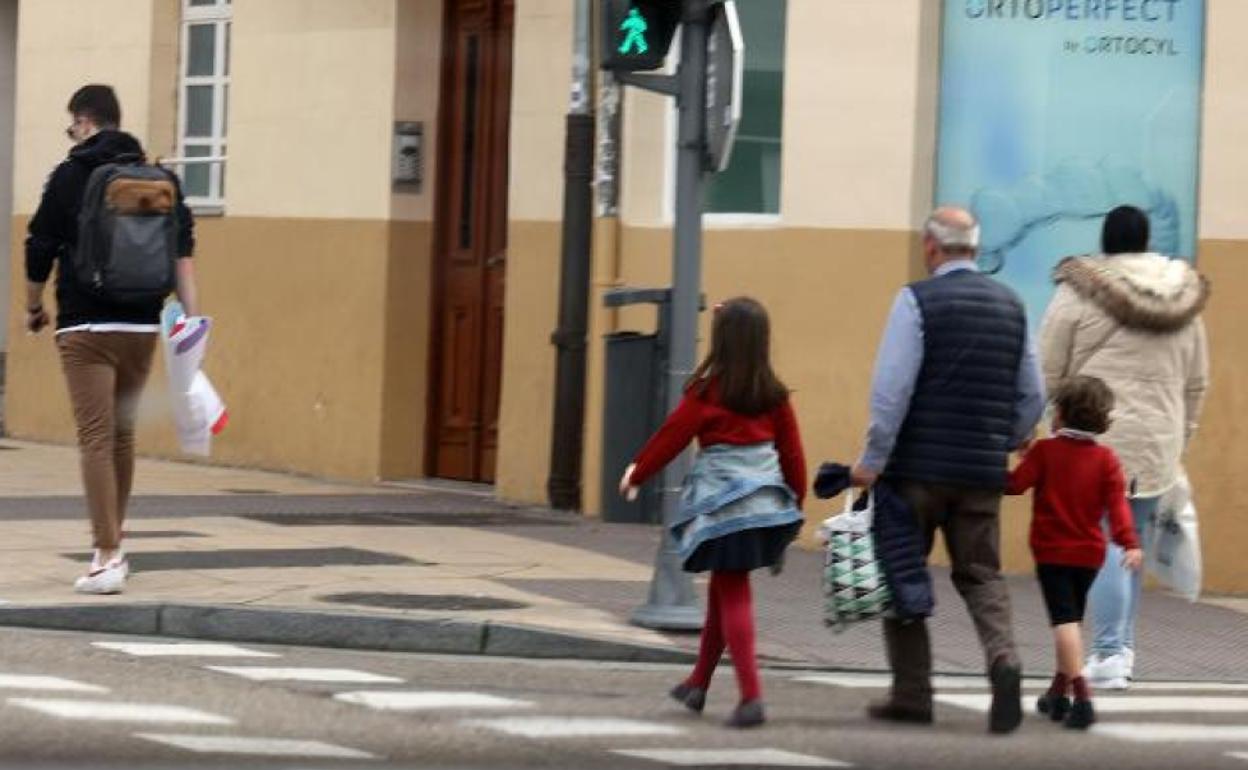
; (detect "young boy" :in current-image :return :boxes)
[1006,375,1142,729]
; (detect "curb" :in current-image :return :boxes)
[0,603,697,665]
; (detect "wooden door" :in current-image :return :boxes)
[429,0,513,482]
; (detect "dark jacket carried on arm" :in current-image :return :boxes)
[26,130,195,330]
[814,462,934,620]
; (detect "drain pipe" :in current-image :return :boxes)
[546,0,595,511]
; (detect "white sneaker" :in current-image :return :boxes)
[1123,647,1135,681]
[1083,652,1129,690]
[73,553,127,595]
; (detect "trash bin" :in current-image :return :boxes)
[600,288,671,524]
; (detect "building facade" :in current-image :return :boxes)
[3,1,1246,591]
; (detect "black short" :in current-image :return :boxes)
[1036,564,1099,626]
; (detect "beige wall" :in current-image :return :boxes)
[6,0,437,484]
[391,0,442,223]
[227,0,397,220]
[12,0,163,215]
[494,1,573,501]
[0,0,15,352]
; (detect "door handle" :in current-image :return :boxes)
[486,253,506,268]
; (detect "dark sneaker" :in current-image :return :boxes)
[1036,692,1071,722]
[669,683,706,714]
[725,699,765,729]
[989,660,1023,734]
[866,700,933,724]
[1064,699,1096,730]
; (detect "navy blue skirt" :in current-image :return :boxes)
[682,520,801,573]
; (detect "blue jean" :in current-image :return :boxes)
[1088,495,1162,656]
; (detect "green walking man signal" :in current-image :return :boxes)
[601,0,681,72]
[618,8,649,55]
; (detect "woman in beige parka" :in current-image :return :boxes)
[1039,205,1210,690]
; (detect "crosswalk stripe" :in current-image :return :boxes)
[7,698,233,725]
[335,691,534,711]
[93,642,278,658]
[1091,724,1248,743]
[797,673,1248,693]
[611,748,850,767]
[0,674,107,693]
[134,733,378,759]
[463,717,685,738]
[937,694,1248,714]
[1227,751,1248,762]
[204,666,402,683]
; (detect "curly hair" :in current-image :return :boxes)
[1055,375,1114,435]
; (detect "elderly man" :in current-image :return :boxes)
[851,206,1045,734]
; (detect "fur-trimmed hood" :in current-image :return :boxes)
[1054,253,1210,333]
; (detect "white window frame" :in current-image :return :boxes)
[176,0,231,212]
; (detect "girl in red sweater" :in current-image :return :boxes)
[1006,375,1142,729]
[620,297,806,729]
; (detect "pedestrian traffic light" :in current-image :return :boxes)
[601,0,682,72]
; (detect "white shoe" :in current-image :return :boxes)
[1084,652,1129,690]
[73,554,127,595]
[1123,647,1135,681]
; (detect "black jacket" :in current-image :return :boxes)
[25,130,195,329]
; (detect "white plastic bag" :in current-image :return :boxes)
[161,302,228,456]
[1145,469,1202,602]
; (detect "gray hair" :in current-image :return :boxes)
[923,211,980,252]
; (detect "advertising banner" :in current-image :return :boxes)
[936,0,1206,324]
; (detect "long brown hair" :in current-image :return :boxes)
[688,296,789,415]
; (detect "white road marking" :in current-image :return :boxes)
[937,693,1248,714]
[463,717,685,738]
[796,673,1248,693]
[1091,724,1248,743]
[0,674,107,693]
[7,698,233,725]
[93,642,278,658]
[335,690,534,711]
[612,748,850,767]
[134,733,377,759]
[204,666,402,683]
[1227,752,1248,762]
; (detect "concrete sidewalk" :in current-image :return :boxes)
[1,439,1245,680]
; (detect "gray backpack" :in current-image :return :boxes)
[74,156,179,304]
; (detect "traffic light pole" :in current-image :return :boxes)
[627,0,709,631]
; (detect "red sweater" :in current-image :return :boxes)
[628,385,807,507]
[1006,434,1140,568]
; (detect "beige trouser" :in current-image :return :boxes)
[56,331,157,551]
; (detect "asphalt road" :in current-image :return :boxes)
[1,626,1246,769]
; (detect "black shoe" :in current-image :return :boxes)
[866,700,933,725]
[669,683,706,714]
[725,699,765,729]
[1036,692,1071,722]
[989,660,1023,734]
[1064,699,1096,730]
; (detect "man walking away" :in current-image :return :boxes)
[851,206,1045,734]
[25,84,199,594]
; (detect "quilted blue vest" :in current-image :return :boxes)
[886,269,1027,490]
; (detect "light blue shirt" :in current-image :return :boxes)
[859,260,1046,472]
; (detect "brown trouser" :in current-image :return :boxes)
[883,480,1019,710]
[57,332,157,551]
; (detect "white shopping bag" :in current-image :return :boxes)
[161,302,228,456]
[1145,468,1202,602]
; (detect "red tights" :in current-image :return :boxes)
[684,570,761,703]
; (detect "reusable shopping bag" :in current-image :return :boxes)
[819,490,893,630]
[1145,468,1202,601]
